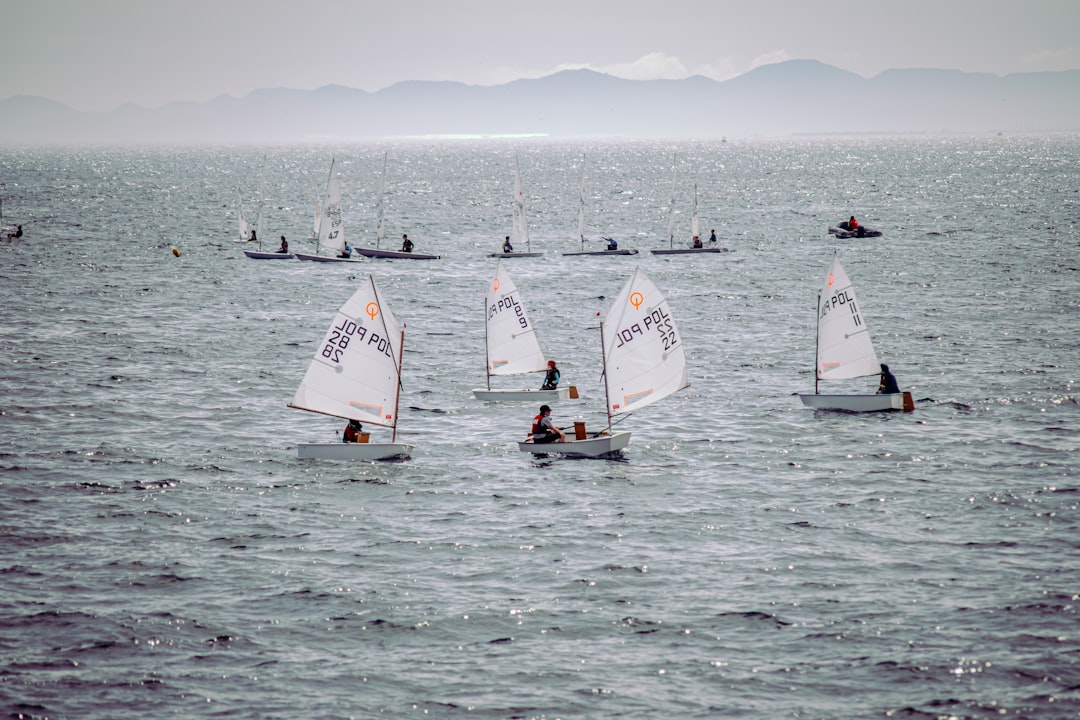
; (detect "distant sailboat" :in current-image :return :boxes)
[490,156,542,258]
[242,163,294,259]
[353,152,440,260]
[652,155,724,255]
[563,161,638,257]
[294,158,364,263]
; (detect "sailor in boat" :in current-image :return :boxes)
[530,404,566,444]
[709,229,717,244]
[342,419,363,443]
[692,235,703,249]
[250,228,257,244]
[276,235,289,254]
[502,236,513,253]
[605,237,618,251]
[877,363,900,395]
[540,360,560,390]
[847,216,859,232]
[338,242,353,259]
[401,234,414,253]
[6,225,23,240]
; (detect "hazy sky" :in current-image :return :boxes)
[4,0,1078,112]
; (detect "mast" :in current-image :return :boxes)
[391,325,405,443]
[600,319,613,435]
[813,289,821,395]
[578,160,586,251]
[666,152,677,249]
[375,151,387,249]
[514,155,530,253]
[483,293,491,390]
[316,158,335,256]
[370,276,403,442]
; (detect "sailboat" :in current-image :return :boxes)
[489,156,542,258]
[562,163,639,257]
[798,254,914,412]
[241,172,294,259]
[234,193,253,242]
[652,155,724,255]
[353,153,440,260]
[289,275,414,461]
[294,158,364,263]
[472,260,579,402]
[518,267,689,457]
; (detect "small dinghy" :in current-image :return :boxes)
[798,253,913,412]
[472,260,578,402]
[289,274,414,461]
[518,266,689,457]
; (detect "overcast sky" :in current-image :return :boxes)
[3,0,1078,112]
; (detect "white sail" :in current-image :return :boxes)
[486,261,548,377]
[238,195,249,240]
[815,255,880,380]
[690,183,699,241]
[577,167,587,245]
[375,151,387,248]
[313,194,322,237]
[603,267,688,417]
[511,156,530,251]
[318,159,347,255]
[290,275,403,428]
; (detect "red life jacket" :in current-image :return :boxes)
[531,414,544,435]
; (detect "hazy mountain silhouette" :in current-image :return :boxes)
[2,60,1077,144]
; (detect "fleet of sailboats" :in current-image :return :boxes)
[230,157,912,454]
[798,254,914,412]
[518,267,689,457]
[472,261,579,402]
[290,275,414,461]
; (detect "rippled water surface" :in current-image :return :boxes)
[1,136,1078,719]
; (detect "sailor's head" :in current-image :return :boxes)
[547,360,556,367]
[539,404,551,414]
[880,363,889,372]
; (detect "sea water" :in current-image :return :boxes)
[1,135,1078,719]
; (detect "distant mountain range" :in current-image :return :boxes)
[2,60,1078,144]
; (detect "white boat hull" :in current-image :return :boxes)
[799,392,912,412]
[297,442,413,461]
[294,252,365,263]
[244,250,294,259]
[562,249,640,256]
[486,251,543,258]
[517,430,631,457]
[355,247,441,260]
[472,386,575,402]
[651,247,726,255]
